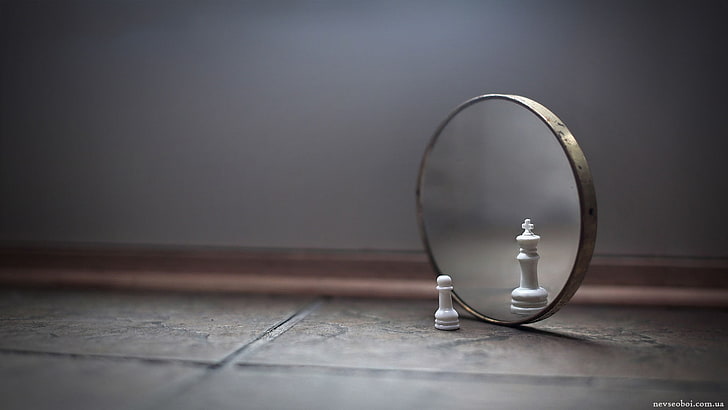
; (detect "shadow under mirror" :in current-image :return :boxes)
[417,94,596,325]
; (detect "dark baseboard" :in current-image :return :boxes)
[1,245,726,306]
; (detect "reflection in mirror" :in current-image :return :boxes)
[418,95,595,325]
[511,218,548,315]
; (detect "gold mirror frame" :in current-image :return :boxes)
[416,94,597,325]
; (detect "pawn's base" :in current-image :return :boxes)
[435,319,460,330]
[510,286,548,315]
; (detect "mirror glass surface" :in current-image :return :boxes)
[418,95,591,324]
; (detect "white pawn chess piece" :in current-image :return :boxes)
[511,219,549,315]
[435,274,460,330]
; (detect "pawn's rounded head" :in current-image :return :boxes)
[437,274,452,287]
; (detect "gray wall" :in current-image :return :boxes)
[1,0,727,257]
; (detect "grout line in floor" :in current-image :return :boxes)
[0,297,326,370]
[234,362,728,392]
[213,296,326,369]
[136,297,327,410]
[0,348,213,368]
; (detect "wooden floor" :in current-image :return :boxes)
[0,288,726,409]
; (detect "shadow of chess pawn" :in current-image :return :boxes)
[511,219,548,315]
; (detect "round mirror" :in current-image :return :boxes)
[416,94,597,325]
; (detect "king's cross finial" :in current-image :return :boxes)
[522,218,534,235]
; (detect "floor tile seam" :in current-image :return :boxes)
[0,298,325,369]
[212,297,326,369]
[135,298,328,410]
[0,347,213,367]
[234,362,728,392]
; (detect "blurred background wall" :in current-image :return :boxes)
[1,0,726,258]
